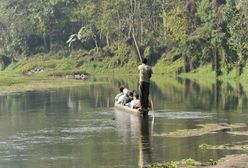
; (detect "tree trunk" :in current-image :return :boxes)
[128,0,133,38]
[93,36,99,53]
[43,33,50,53]
[140,19,143,43]
[162,0,167,40]
[236,56,243,77]
[211,53,215,71]
[214,47,221,77]
[117,11,121,48]
[184,79,191,99]
[184,55,191,72]
[106,32,109,46]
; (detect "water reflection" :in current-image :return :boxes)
[1,76,245,114]
[1,76,248,114]
[115,109,152,168]
[150,76,248,114]
[139,117,152,167]
[0,76,248,167]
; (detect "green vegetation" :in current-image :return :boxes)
[0,71,104,95]
[151,161,177,168]
[0,0,248,80]
[1,1,248,165]
[199,143,248,151]
[154,123,246,138]
[208,159,218,166]
[151,155,248,168]
[151,158,200,168]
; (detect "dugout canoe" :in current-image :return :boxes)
[114,102,149,116]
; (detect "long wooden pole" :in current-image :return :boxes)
[132,32,142,62]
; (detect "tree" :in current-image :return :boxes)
[196,0,227,76]
[226,0,248,75]
[163,5,190,71]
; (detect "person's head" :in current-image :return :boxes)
[128,91,133,98]
[133,93,139,99]
[119,86,124,93]
[123,88,128,95]
[142,58,147,64]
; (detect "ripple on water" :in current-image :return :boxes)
[9,134,52,144]
[151,111,212,119]
[60,126,113,134]
[0,155,27,161]
[40,156,77,161]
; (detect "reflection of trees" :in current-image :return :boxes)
[2,76,248,166]
[0,77,140,117]
[219,82,247,112]
[152,76,248,113]
[1,76,248,129]
[150,80,167,103]
[0,84,116,130]
[213,80,221,109]
[1,76,248,115]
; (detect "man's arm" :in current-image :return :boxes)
[148,67,153,78]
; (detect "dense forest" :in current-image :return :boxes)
[0,0,248,76]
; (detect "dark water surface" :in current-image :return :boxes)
[0,76,248,168]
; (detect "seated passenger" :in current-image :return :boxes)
[115,86,124,101]
[123,91,134,105]
[117,88,128,104]
[130,93,141,109]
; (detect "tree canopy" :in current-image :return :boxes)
[0,0,248,76]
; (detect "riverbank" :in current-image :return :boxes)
[151,154,248,168]
[0,72,104,96]
[1,62,248,167]
[2,52,248,96]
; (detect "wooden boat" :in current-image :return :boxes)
[114,102,149,116]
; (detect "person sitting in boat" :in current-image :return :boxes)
[115,86,124,101]
[117,88,128,104]
[129,92,141,109]
[123,91,134,105]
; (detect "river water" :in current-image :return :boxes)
[0,76,248,168]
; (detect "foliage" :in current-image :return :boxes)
[151,161,177,168]
[151,158,200,168]
[1,0,248,76]
[208,159,218,165]
[199,143,211,150]
[163,6,189,42]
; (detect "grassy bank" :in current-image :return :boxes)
[0,71,105,95]
[2,49,248,95]
[4,47,142,74]
[0,48,139,95]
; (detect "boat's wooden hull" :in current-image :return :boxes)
[114,102,148,116]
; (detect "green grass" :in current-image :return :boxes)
[0,50,140,95]
[4,50,248,95]
[180,64,215,80]
[0,71,102,95]
[153,58,184,75]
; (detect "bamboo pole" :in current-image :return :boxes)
[132,32,143,62]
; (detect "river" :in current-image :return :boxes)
[0,76,247,168]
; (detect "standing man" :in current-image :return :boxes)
[138,58,153,112]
